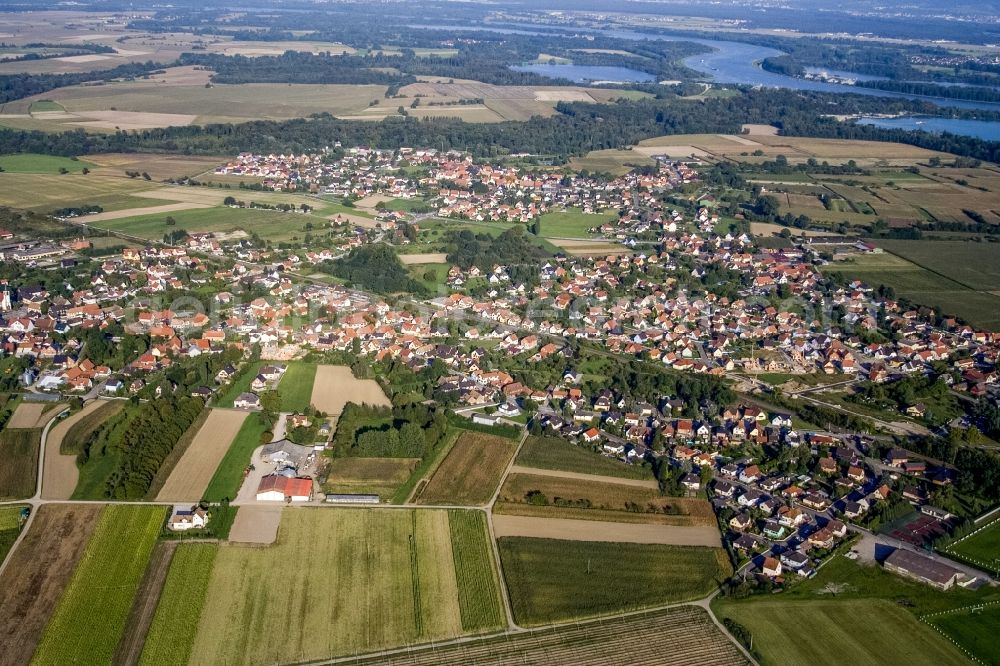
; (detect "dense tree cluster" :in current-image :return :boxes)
[326,243,423,294]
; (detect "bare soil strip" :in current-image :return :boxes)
[491,515,722,547]
[0,504,103,666]
[156,409,248,502]
[310,365,391,416]
[7,403,47,429]
[507,465,660,490]
[112,541,178,666]
[76,202,211,223]
[41,400,104,500]
[229,506,283,544]
[398,253,448,265]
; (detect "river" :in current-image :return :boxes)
[409,22,1000,139]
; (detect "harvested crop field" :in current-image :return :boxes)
[0,504,102,666]
[6,402,55,429]
[342,605,748,666]
[189,508,501,665]
[311,364,391,417]
[76,201,211,223]
[492,514,721,546]
[498,537,731,626]
[398,252,449,264]
[498,473,716,526]
[416,431,520,506]
[507,465,658,489]
[227,505,283,544]
[42,400,120,500]
[156,409,248,502]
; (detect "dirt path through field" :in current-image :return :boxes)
[229,505,283,544]
[113,541,178,666]
[156,409,248,502]
[310,365,391,417]
[0,504,103,666]
[507,465,660,490]
[42,400,105,500]
[491,514,721,546]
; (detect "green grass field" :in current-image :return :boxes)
[948,520,1000,567]
[538,208,617,239]
[716,598,967,666]
[139,543,218,666]
[277,362,317,412]
[0,172,165,212]
[0,505,26,565]
[515,436,654,480]
[31,505,166,666]
[59,400,124,455]
[201,414,267,502]
[0,153,94,174]
[877,239,1000,291]
[189,508,501,665]
[98,206,321,242]
[0,429,40,500]
[498,537,731,626]
[930,605,1000,665]
[447,510,505,632]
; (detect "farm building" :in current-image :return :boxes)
[261,439,312,470]
[883,549,962,590]
[256,475,313,502]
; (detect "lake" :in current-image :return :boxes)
[856,116,1000,141]
[511,63,656,83]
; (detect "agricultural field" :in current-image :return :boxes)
[155,409,248,502]
[93,205,320,242]
[0,172,170,213]
[447,510,505,632]
[323,457,420,499]
[492,514,721,546]
[0,429,41,500]
[0,505,27,566]
[497,537,731,626]
[310,364,392,418]
[875,240,1000,291]
[201,414,268,503]
[0,504,103,666]
[341,605,748,666]
[929,605,1000,665]
[278,361,318,412]
[187,508,504,665]
[31,505,166,666]
[514,436,654,480]
[715,599,967,666]
[537,208,618,239]
[823,251,1000,330]
[415,431,520,506]
[567,148,656,175]
[139,544,219,666]
[497,472,716,526]
[0,153,93,173]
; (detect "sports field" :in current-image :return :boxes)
[32,505,166,666]
[187,508,504,665]
[537,208,617,239]
[948,519,1000,565]
[416,431,520,506]
[277,361,317,412]
[930,605,1000,665]
[716,599,967,666]
[498,537,730,626]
